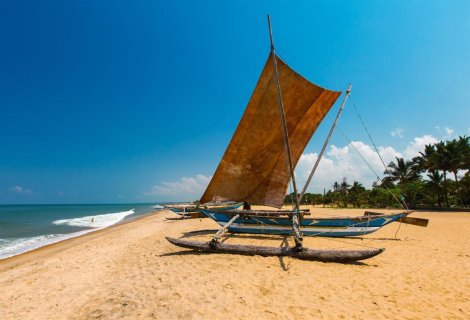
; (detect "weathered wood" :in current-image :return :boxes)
[166,237,384,262]
[219,209,311,218]
[267,14,301,211]
[190,212,206,219]
[364,211,385,216]
[165,217,188,221]
[212,214,240,242]
[364,211,428,227]
[299,84,352,204]
[398,216,429,227]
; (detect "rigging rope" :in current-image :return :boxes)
[337,126,408,210]
[349,97,389,171]
[339,97,408,237]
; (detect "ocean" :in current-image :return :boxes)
[0,203,163,260]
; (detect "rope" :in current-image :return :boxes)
[337,127,381,179]
[394,219,402,239]
[246,212,398,250]
[336,126,408,210]
[349,97,390,171]
[347,98,409,210]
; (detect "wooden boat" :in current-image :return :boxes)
[165,202,242,219]
[166,16,427,262]
[199,209,425,237]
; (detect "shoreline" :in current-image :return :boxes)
[1,208,469,319]
[0,210,159,268]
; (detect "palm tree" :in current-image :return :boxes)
[431,142,452,207]
[451,136,470,206]
[331,181,342,207]
[339,179,350,207]
[412,144,436,173]
[459,136,470,171]
[332,181,340,192]
[425,171,443,207]
[349,181,366,208]
[383,157,419,185]
[446,138,464,206]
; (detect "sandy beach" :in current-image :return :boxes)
[0,207,469,319]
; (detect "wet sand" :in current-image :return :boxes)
[0,207,469,319]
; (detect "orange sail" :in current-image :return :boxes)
[200,53,341,208]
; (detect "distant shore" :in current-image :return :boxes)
[1,207,469,319]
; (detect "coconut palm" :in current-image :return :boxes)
[425,171,443,207]
[332,181,340,192]
[431,141,452,207]
[446,136,470,206]
[383,157,419,185]
[412,144,436,173]
[349,181,366,208]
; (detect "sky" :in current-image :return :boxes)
[1,0,469,204]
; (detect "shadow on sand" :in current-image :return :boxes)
[162,232,373,269]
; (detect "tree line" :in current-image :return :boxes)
[285,136,470,209]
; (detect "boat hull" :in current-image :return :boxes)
[200,209,407,237]
[165,237,384,262]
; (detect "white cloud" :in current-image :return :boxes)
[145,132,456,199]
[403,135,439,159]
[435,126,456,139]
[444,127,454,139]
[9,185,32,195]
[295,141,401,193]
[144,174,211,196]
[390,127,404,138]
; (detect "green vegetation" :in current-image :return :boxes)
[286,136,470,209]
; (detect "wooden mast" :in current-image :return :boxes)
[298,84,352,204]
[267,15,303,248]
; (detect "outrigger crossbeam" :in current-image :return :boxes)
[210,213,240,246]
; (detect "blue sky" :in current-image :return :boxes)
[1,0,469,204]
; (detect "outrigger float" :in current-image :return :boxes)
[166,16,428,262]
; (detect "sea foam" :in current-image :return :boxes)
[0,233,87,260]
[0,209,135,260]
[53,209,135,228]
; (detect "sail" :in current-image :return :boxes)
[200,53,342,208]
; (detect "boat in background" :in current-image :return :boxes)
[165,202,242,219]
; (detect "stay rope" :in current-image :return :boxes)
[343,97,409,238]
[337,104,409,210]
[349,97,389,171]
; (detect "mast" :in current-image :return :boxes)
[267,15,300,210]
[267,15,303,248]
[298,84,352,204]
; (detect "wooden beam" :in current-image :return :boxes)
[211,214,240,243]
[166,237,384,262]
[398,216,429,227]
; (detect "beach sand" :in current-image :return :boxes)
[0,207,469,319]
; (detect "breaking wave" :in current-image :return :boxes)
[1,209,135,260]
[53,209,135,228]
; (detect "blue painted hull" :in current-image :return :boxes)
[200,209,407,237]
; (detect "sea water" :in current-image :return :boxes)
[0,204,160,260]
